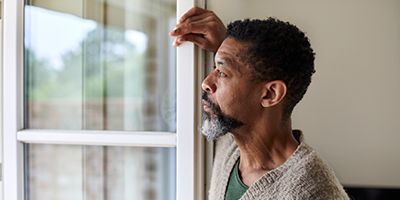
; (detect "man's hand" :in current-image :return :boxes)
[169,7,226,53]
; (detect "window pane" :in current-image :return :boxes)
[24,0,177,131]
[24,143,176,200]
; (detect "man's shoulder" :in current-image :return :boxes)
[286,142,336,180]
[274,142,349,199]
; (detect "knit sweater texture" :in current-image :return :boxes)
[208,131,349,200]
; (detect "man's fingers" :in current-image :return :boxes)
[170,19,215,37]
[181,11,216,24]
[179,6,208,23]
[172,37,180,47]
[173,34,208,48]
[181,33,208,47]
[170,24,200,36]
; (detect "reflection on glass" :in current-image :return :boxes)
[24,143,176,200]
[24,0,177,131]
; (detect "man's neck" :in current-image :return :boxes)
[232,118,299,187]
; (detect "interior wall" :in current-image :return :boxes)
[215,0,400,188]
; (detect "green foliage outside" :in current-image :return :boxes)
[25,24,145,102]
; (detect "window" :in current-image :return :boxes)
[3,0,209,199]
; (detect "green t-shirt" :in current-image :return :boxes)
[225,159,249,200]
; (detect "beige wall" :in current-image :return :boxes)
[215,0,400,187]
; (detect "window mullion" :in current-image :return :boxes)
[3,0,24,200]
[17,130,176,147]
[176,1,206,200]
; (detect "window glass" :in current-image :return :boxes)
[24,143,176,200]
[24,0,177,131]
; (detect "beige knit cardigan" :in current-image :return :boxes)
[208,132,350,200]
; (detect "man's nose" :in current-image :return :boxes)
[201,71,217,93]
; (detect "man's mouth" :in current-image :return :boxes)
[202,99,212,111]
[202,92,218,117]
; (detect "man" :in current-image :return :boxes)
[170,7,349,200]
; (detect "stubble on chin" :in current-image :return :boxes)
[201,112,226,141]
[200,92,244,141]
[200,111,244,141]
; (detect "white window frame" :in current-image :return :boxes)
[0,0,3,198]
[2,0,208,200]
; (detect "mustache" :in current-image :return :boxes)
[202,92,221,115]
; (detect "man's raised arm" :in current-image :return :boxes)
[169,6,226,53]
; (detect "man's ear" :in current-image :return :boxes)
[261,80,287,108]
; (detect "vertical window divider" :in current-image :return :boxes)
[0,0,3,197]
[176,1,206,199]
[3,0,25,200]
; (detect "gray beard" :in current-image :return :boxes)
[201,113,228,141]
[200,92,244,141]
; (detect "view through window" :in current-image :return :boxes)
[23,0,177,199]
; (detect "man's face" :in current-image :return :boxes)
[201,38,263,141]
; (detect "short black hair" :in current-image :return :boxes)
[226,18,316,119]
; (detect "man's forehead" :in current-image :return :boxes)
[216,38,244,59]
[215,38,250,74]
